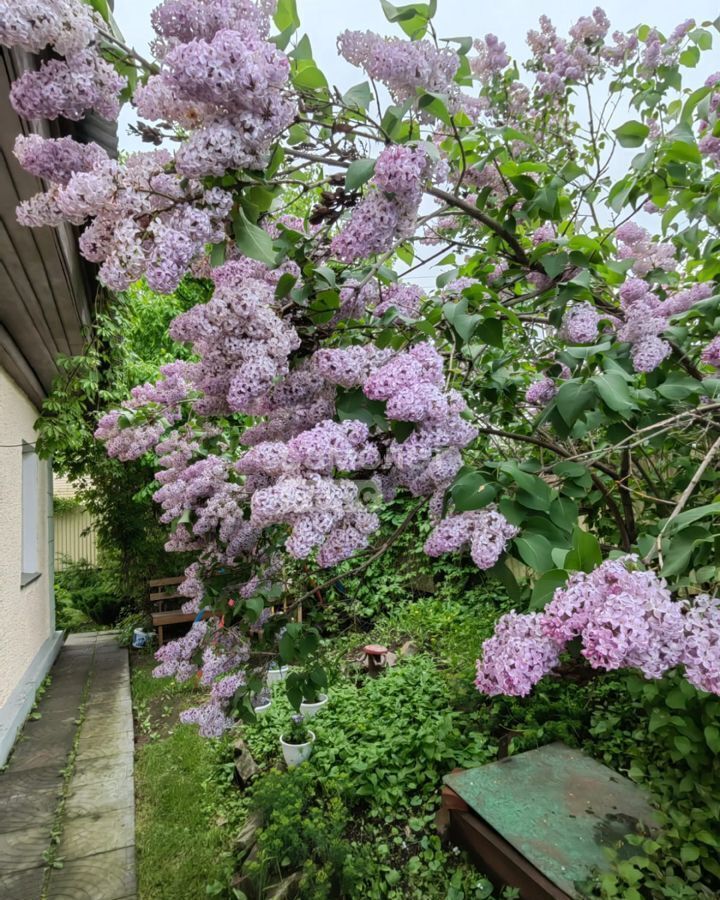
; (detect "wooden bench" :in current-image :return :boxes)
[149,576,209,646]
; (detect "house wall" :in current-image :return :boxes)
[0,364,58,715]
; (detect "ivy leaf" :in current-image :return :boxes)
[345,158,376,191]
[614,120,650,148]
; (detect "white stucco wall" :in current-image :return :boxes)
[0,364,53,708]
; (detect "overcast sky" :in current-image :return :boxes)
[114,0,720,151]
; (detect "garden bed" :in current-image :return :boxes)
[131,588,720,899]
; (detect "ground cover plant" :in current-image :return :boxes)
[3,0,720,895]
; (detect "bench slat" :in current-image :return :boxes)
[148,591,182,603]
[148,576,184,588]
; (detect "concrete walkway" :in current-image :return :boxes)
[0,632,136,900]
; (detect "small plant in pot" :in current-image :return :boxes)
[252,686,272,716]
[299,684,328,719]
[280,714,315,768]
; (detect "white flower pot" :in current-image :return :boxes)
[280,731,315,768]
[267,665,290,685]
[299,694,328,718]
[253,699,272,716]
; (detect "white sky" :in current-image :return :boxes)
[114,0,720,152]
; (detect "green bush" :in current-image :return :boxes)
[54,559,124,626]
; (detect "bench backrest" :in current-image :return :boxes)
[148,576,184,608]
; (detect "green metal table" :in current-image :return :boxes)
[444,742,658,899]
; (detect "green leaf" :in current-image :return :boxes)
[233,211,277,266]
[336,388,387,429]
[417,92,452,125]
[679,46,700,67]
[273,0,300,32]
[704,725,720,753]
[664,502,720,533]
[592,372,636,417]
[514,533,555,573]
[380,0,435,39]
[660,525,712,578]
[86,0,110,21]
[442,297,481,343]
[345,158,376,191]
[565,527,602,574]
[342,81,373,111]
[451,469,497,511]
[293,61,328,91]
[530,569,569,610]
[614,120,650,148]
[209,242,227,268]
[555,381,597,426]
[475,317,503,348]
[288,33,313,60]
[665,688,687,710]
[487,560,522,602]
[540,252,569,279]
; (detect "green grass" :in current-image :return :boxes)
[131,655,236,900]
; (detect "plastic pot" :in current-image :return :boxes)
[280,731,315,768]
[299,694,328,718]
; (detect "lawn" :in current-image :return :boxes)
[131,654,238,900]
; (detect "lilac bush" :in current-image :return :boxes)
[2,0,720,735]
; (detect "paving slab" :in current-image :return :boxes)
[0,632,136,898]
[0,824,52,872]
[46,845,136,900]
[6,729,76,772]
[76,727,134,761]
[0,790,59,832]
[59,806,134,860]
[0,863,45,900]
[70,753,134,789]
[65,774,134,817]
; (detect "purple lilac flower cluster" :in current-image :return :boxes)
[615,277,713,374]
[470,34,510,82]
[169,259,301,415]
[561,302,601,344]
[526,9,610,96]
[615,222,676,278]
[16,146,232,293]
[10,49,126,122]
[331,145,439,263]
[2,0,126,123]
[136,8,295,177]
[0,0,98,56]
[94,361,195,460]
[476,558,720,697]
[424,509,519,571]
[337,30,459,106]
[701,335,720,368]
[698,73,720,165]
